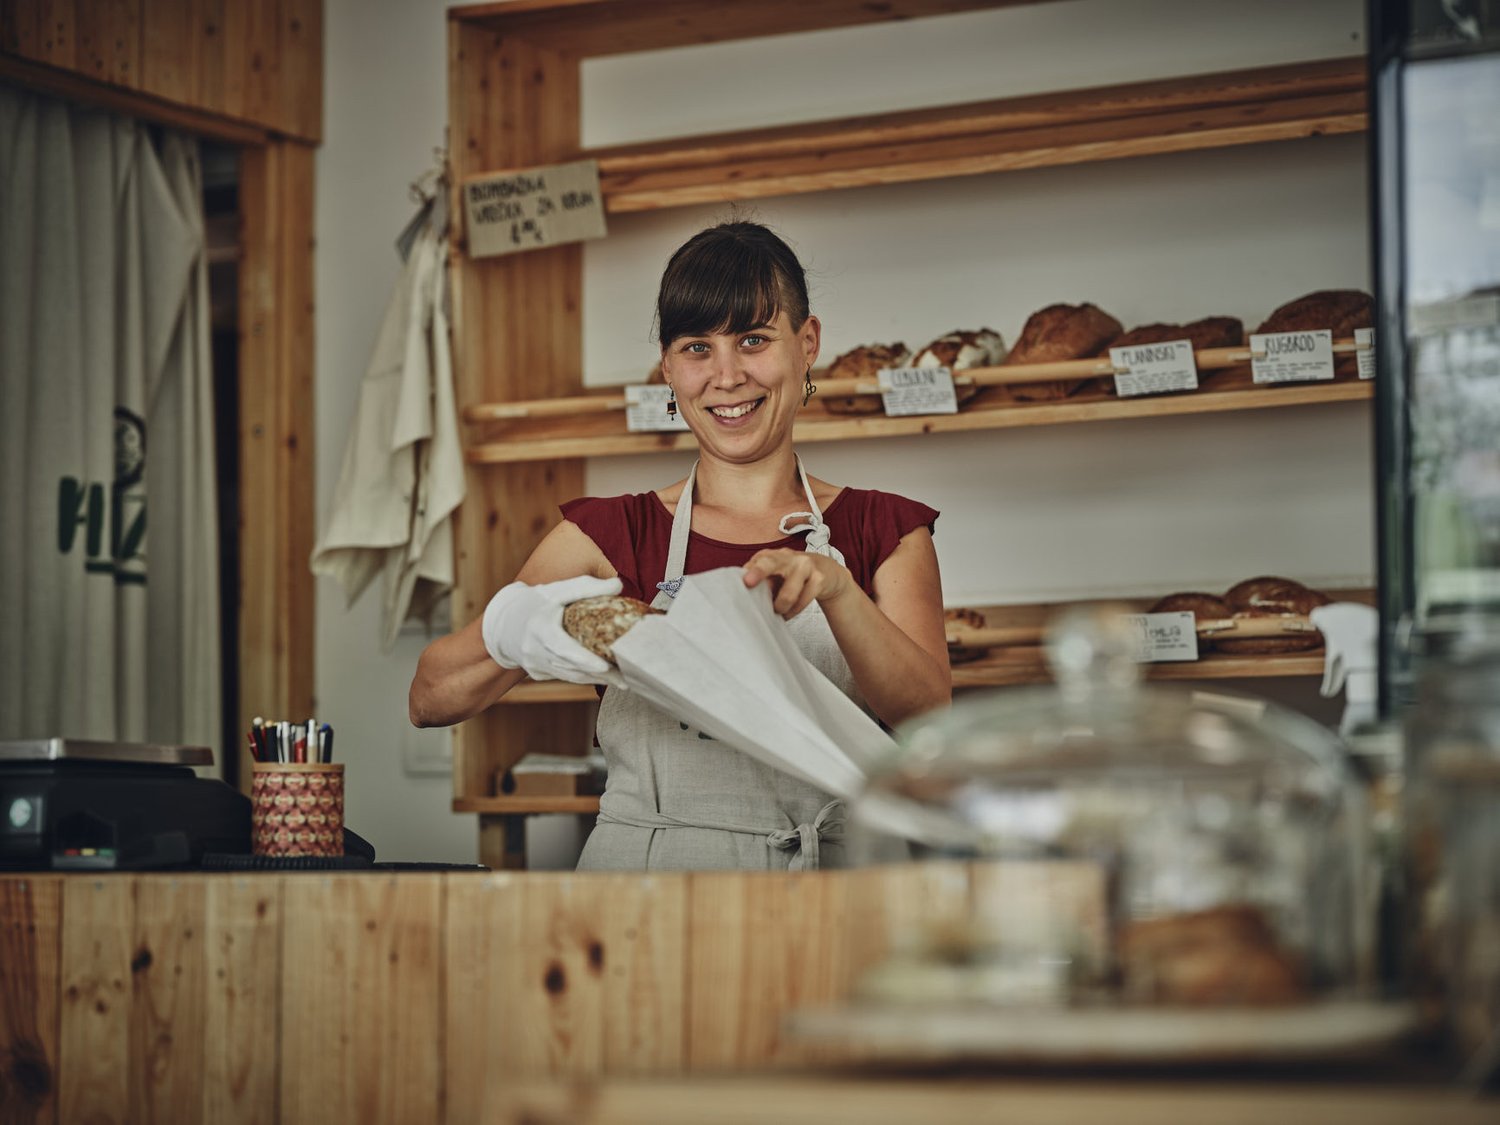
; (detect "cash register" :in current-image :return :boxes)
[0,738,251,870]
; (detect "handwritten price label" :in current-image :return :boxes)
[1122,611,1199,663]
[624,385,691,432]
[1109,339,1199,397]
[877,366,960,416]
[463,159,607,259]
[1251,330,1335,384]
[1355,327,1375,380]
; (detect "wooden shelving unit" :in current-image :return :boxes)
[446,0,1374,866]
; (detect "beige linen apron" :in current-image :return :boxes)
[576,458,857,872]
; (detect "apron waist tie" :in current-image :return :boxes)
[595,799,845,872]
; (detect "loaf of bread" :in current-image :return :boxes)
[1147,591,1232,654]
[944,606,989,665]
[1255,290,1373,378]
[821,342,911,415]
[1092,317,1245,396]
[1216,576,1330,655]
[1004,303,1123,401]
[562,595,664,662]
[909,328,1003,409]
[1118,904,1305,1006]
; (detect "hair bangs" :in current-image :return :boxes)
[655,222,809,348]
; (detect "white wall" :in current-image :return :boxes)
[315,0,1371,865]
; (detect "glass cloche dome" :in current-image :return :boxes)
[848,608,1373,1011]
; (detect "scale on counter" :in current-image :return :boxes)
[0,738,251,871]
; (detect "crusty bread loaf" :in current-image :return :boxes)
[944,606,989,665]
[1216,576,1330,655]
[1004,303,1123,401]
[562,595,664,662]
[1255,290,1373,378]
[821,342,911,415]
[1118,904,1305,1006]
[908,328,1003,409]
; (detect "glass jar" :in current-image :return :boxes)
[849,608,1374,1012]
[1404,614,1500,1080]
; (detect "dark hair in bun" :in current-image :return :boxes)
[655,221,810,349]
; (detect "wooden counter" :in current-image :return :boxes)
[0,871,1485,1124]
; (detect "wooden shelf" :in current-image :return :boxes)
[584,57,1365,213]
[466,370,1372,465]
[453,795,601,815]
[498,588,1374,702]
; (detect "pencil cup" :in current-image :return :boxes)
[251,762,344,857]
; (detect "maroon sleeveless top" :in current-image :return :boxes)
[561,488,938,603]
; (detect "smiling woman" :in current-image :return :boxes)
[409,221,951,872]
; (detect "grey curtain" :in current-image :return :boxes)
[0,87,221,762]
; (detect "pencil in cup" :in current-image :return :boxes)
[250,761,344,857]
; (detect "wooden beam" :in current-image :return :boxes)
[239,138,317,772]
[0,877,63,1122]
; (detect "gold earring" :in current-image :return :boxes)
[802,367,816,407]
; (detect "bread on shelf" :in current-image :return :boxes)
[1003,303,1123,401]
[1094,316,1246,395]
[1147,591,1233,653]
[1217,576,1331,655]
[820,342,911,415]
[1254,289,1373,378]
[944,606,990,665]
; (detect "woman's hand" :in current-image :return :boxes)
[742,548,853,619]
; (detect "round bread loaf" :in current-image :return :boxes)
[562,595,664,662]
[1217,576,1330,655]
[1004,303,1123,402]
[821,342,910,415]
[1093,316,1246,396]
[1254,290,1373,378]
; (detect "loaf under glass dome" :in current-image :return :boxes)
[848,608,1373,1012]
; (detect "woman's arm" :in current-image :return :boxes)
[743,529,951,728]
[408,520,616,727]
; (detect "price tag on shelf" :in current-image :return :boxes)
[1250,329,1335,384]
[1355,327,1375,380]
[624,385,691,432]
[1122,611,1199,663]
[1108,339,1199,397]
[462,159,608,259]
[877,366,959,416]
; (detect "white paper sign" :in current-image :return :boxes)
[1109,339,1199,397]
[877,366,959,416]
[1251,330,1335,384]
[1123,611,1199,663]
[625,385,691,432]
[1355,327,1375,380]
[463,159,608,259]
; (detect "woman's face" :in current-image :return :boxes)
[661,311,820,465]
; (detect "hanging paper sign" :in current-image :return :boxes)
[625,385,691,432]
[1355,327,1375,380]
[1109,339,1199,397]
[462,159,607,259]
[877,366,960,416]
[1250,330,1335,384]
[1123,611,1199,662]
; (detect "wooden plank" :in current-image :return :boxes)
[138,0,197,107]
[465,379,1373,464]
[34,0,74,68]
[277,0,321,142]
[453,0,1040,58]
[202,877,280,1125]
[1,0,42,55]
[842,864,971,996]
[281,876,443,1124]
[449,23,591,842]
[0,51,268,145]
[194,0,226,116]
[57,878,134,1125]
[238,138,317,782]
[128,877,207,1125]
[0,877,63,1124]
[448,873,687,1087]
[599,92,1365,212]
[455,796,602,815]
[687,872,849,1072]
[235,0,278,134]
[589,57,1365,175]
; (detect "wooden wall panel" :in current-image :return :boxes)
[280,876,444,1125]
[202,877,280,1125]
[687,873,850,1072]
[0,0,322,140]
[129,878,208,1125]
[238,137,317,758]
[0,877,62,1124]
[448,24,590,846]
[57,879,133,1124]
